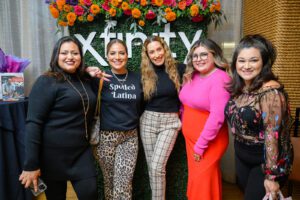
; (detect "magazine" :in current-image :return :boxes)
[0,73,24,101]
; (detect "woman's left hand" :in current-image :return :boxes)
[19,169,41,191]
[264,179,280,199]
[86,66,112,81]
[193,153,202,162]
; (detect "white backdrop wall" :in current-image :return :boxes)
[0,0,65,95]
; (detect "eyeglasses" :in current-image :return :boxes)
[192,52,209,61]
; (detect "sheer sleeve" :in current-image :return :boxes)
[260,88,287,181]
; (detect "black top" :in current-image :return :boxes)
[24,74,97,180]
[145,63,185,112]
[93,70,144,131]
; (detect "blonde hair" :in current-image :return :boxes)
[141,36,181,100]
[183,38,229,83]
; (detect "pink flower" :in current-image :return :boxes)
[74,5,84,16]
[102,1,110,11]
[274,131,279,139]
[259,131,264,139]
[124,9,132,16]
[186,0,192,6]
[145,10,156,20]
[84,0,92,6]
[163,0,176,6]
[191,14,204,22]
[129,0,134,3]
[201,0,208,9]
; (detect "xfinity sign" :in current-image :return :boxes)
[74,23,203,66]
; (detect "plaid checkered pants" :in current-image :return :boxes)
[140,111,181,200]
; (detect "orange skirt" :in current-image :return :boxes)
[182,104,229,200]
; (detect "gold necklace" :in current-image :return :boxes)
[65,75,90,140]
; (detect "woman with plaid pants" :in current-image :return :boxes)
[140,36,185,200]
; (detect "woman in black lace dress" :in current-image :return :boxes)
[225,34,293,200]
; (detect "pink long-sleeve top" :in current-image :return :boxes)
[179,68,231,155]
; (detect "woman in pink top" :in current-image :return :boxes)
[179,38,230,200]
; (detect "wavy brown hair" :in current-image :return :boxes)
[183,38,229,83]
[227,34,278,97]
[141,36,180,100]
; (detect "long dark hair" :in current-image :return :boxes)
[227,34,278,96]
[45,36,86,80]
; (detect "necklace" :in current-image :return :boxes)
[111,69,128,85]
[65,75,90,140]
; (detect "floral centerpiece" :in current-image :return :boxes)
[0,48,30,73]
[46,0,225,31]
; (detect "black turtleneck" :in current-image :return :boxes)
[24,74,97,180]
[145,63,185,112]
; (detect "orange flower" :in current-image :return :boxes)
[49,7,59,19]
[56,0,66,11]
[46,0,224,28]
[155,0,163,7]
[87,14,94,22]
[58,20,68,26]
[140,0,147,6]
[109,8,117,17]
[178,1,186,10]
[132,8,141,18]
[66,12,76,23]
[68,21,75,26]
[78,16,84,21]
[209,4,215,13]
[190,4,199,17]
[138,20,145,26]
[90,4,101,14]
[63,4,71,12]
[165,7,172,13]
[214,1,221,11]
[110,0,119,7]
[165,11,176,22]
[121,2,129,10]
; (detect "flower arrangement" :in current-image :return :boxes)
[0,48,30,73]
[46,0,225,31]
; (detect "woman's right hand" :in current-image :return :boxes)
[264,179,280,200]
[86,66,112,81]
[19,169,41,192]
